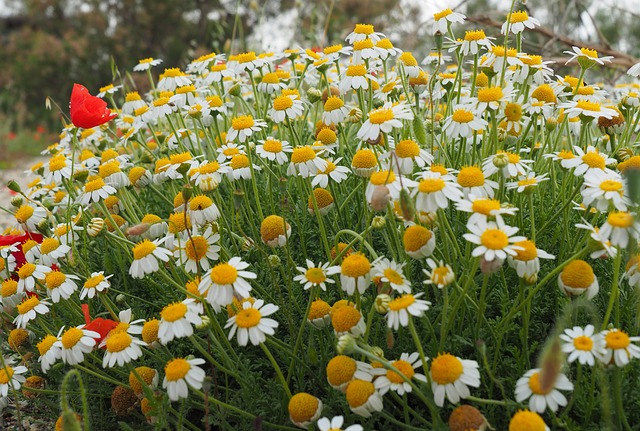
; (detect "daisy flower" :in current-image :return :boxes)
[345,379,384,418]
[339,253,372,295]
[423,259,455,288]
[312,158,350,188]
[558,259,599,299]
[308,187,335,216]
[506,172,549,193]
[228,154,260,181]
[372,258,411,294]
[55,325,100,365]
[430,353,481,406]
[44,270,80,303]
[157,67,191,91]
[351,148,378,178]
[458,29,494,56]
[260,215,291,248]
[357,102,413,142]
[456,195,517,227]
[199,257,256,310]
[339,64,376,94]
[189,160,229,192]
[174,226,220,274]
[307,298,332,329]
[80,271,113,299]
[598,211,640,248]
[187,195,220,226]
[226,115,266,143]
[351,37,379,64]
[326,355,379,391]
[129,239,173,279]
[564,46,613,67]
[225,299,279,346]
[163,357,206,401]
[43,153,73,184]
[581,170,629,211]
[365,170,417,204]
[509,410,550,431]
[560,325,603,366]
[255,138,292,165]
[322,96,350,125]
[482,151,532,179]
[37,334,61,373]
[476,85,513,113]
[598,328,640,367]
[507,240,555,280]
[101,330,146,368]
[287,145,328,178]
[385,139,434,175]
[78,176,117,206]
[133,57,163,72]
[559,100,618,121]
[331,303,366,337]
[432,8,466,35]
[158,298,203,345]
[17,262,51,293]
[216,142,245,163]
[288,392,323,429]
[402,225,436,259]
[412,171,463,213]
[34,237,70,266]
[268,94,305,123]
[544,149,577,170]
[502,10,540,34]
[316,415,363,431]
[386,293,431,330]
[456,166,499,199]
[0,358,27,397]
[14,204,47,232]
[345,24,384,44]
[442,105,489,139]
[463,218,526,262]
[294,260,340,291]
[515,368,573,413]
[374,352,427,396]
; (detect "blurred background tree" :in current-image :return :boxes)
[0,0,638,134]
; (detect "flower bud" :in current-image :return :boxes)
[6,180,21,194]
[87,217,104,237]
[307,87,322,104]
[545,117,557,131]
[336,334,357,355]
[116,294,126,304]
[268,254,281,267]
[229,84,241,97]
[241,237,255,252]
[374,294,391,313]
[126,223,151,237]
[370,346,385,358]
[73,170,89,182]
[371,216,386,229]
[196,315,211,329]
[10,195,23,207]
[348,107,362,123]
[434,31,444,51]
[36,218,50,234]
[492,153,509,168]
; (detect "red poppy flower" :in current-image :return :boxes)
[0,232,43,272]
[82,303,118,347]
[69,83,117,129]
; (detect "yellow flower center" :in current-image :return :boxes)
[383,268,404,285]
[17,296,40,314]
[142,319,159,344]
[305,268,326,284]
[111,322,130,334]
[45,271,66,289]
[18,262,36,279]
[528,372,551,395]
[263,139,283,153]
[432,267,452,285]
[273,95,293,111]
[369,108,394,124]
[478,87,504,103]
[471,199,500,215]
[513,240,538,261]
[0,367,14,385]
[210,263,238,285]
[518,178,537,187]
[133,240,157,260]
[346,380,375,408]
[61,327,84,349]
[189,195,212,211]
[387,359,415,384]
[573,335,593,351]
[376,38,394,49]
[84,178,108,194]
[261,215,287,241]
[452,109,474,123]
[560,260,594,289]
[599,180,623,192]
[160,68,185,78]
[434,8,452,20]
[576,101,600,112]
[161,302,188,322]
[352,149,377,168]
[341,253,371,278]
[165,358,191,381]
[395,140,420,158]
[288,393,319,423]
[582,151,607,169]
[231,115,255,130]
[480,229,509,250]
[317,128,337,145]
[403,225,432,252]
[15,205,35,223]
[22,240,38,254]
[346,65,367,77]
[125,91,141,101]
[37,335,57,355]
[230,154,250,169]
[106,332,133,353]
[398,52,418,66]
[235,308,262,328]
[326,355,356,386]
[457,166,485,187]
[580,48,598,59]
[509,410,546,431]
[464,30,486,41]
[557,150,574,160]
[39,238,60,255]
[353,38,374,50]
[1,279,18,297]
[332,306,361,332]
[369,170,396,186]
[531,84,556,103]
[49,154,66,172]
[175,84,196,95]
[505,103,523,121]
[291,146,317,163]
[308,299,331,320]
[605,330,630,349]
[324,96,344,112]
[521,55,542,66]
[430,353,463,385]
[418,178,445,193]
[388,294,416,311]
[237,51,257,63]
[607,212,633,228]
[309,188,334,209]
[185,236,209,261]
[510,10,529,23]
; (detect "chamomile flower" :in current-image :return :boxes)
[80,271,113,299]
[255,138,292,165]
[187,195,220,226]
[598,328,640,367]
[37,334,61,373]
[260,215,291,247]
[175,226,220,273]
[432,8,466,35]
[163,357,206,401]
[515,368,573,413]
[288,392,323,429]
[101,330,146,368]
[384,139,434,174]
[372,258,411,294]
[598,211,640,248]
[331,304,366,337]
[558,259,599,299]
[226,115,266,143]
[323,96,350,125]
[560,325,603,366]
[133,57,163,72]
[326,355,378,391]
[345,379,384,418]
[456,166,499,199]
[581,170,629,211]
[456,195,517,227]
[43,153,73,184]
[225,299,279,346]
[0,358,27,397]
[458,29,494,56]
[294,260,340,291]
[55,325,100,365]
[412,171,462,213]
[34,237,70,266]
[339,64,375,94]
[158,298,203,345]
[506,172,549,193]
[14,204,47,232]
[507,240,555,280]
[14,296,50,329]
[430,353,481,406]
[483,151,532,179]
[157,68,191,91]
[357,102,413,142]
[199,257,256,310]
[339,253,372,296]
[227,154,258,181]
[365,170,416,204]
[17,262,51,293]
[386,293,431,330]
[345,24,385,44]
[559,100,618,121]
[463,218,526,262]
[374,352,427,396]
[564,46,613,67]
[44,270,80,303]
[509,410,550,431]
[402,225,436,259]
[268,94,305,123]
[502,10,540,34]
[316,415,363,431]
[287,145,328,178]
[423,259,455,288]
[351,149,378,177]
[78,177,117,205]
[129,239,173,279]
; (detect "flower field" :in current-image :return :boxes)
[2,5,640,431]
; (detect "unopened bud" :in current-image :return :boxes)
[336,334,357,355]
[36,218,50,234]
[6,180,21,194]
[434,31,444,51]
[229,84,241,97]
[267,254,281,267]
[87,218,104,237]
[73,170,89,182]
[371,216,386,229]
[10,195,23,207]
[492,153,509,168]
[241,237,255,252]
[115,294,126,304]
[307,88,322,104]
[374,294,391,313]
[370,346,385,359]
[196,315,211,329]
[181,185,193,203]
